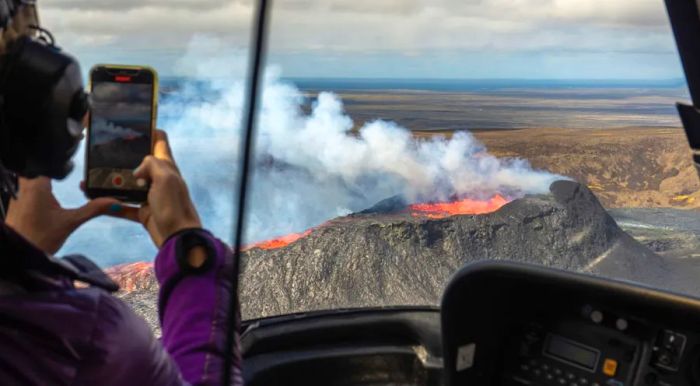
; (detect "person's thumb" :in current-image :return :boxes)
[65,198,120,229]
[133,155,158,180]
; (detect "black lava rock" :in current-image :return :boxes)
[240,180,664,319]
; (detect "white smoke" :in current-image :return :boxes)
[160,58,561,245]
[56,38,562,266]
[91,117,145,145]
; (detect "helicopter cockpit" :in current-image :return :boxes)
[239,0,700,385]
[17,0,700,385]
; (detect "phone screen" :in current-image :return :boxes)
[87,71,154,199]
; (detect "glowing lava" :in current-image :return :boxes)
[409,194,509,219]
[243,194,510,251]
[245,230,313,250]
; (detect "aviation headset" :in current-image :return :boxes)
[0,0,88,217]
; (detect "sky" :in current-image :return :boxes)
[39,0,685,80]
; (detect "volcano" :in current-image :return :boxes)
[243,193,510,250]
[106,180,666,329]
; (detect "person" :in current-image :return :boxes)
[0,1,242,385]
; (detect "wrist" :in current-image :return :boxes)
[164,228,216,274]
[162,226,209,247]
[160,217,202,244]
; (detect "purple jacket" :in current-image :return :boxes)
[0,223,242,386]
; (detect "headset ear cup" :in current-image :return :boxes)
[0,35,85,179]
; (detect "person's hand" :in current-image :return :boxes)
[116,130,202,247]
[5,177,122,254]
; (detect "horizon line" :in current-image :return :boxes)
[284,77,687,83]
[159,75,686,83]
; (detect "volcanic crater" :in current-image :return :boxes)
[107,180,668,331]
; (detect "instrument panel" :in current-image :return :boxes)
[502,304,698,386]
[441,262,700,386]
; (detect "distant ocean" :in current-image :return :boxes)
[271,78,692,129]
[286,78,690,92]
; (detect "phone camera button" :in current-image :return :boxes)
[112,174,124,187]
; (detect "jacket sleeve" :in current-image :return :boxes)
[154,230,243,386]
[77,290,189,386]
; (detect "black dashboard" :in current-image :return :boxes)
[241,261,700,386]
[441,262,700,386]
[241,307,444,385]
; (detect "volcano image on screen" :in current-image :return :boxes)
[88,82,153,190]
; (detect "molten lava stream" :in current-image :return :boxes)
[409,194,509,219]
[244,195,509,251]
[244,229,313,251]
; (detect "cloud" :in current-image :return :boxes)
[37,0,678,78]
[41,0,241,11]
[40,1,253,49]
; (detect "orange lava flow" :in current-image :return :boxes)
[244,229,313,251]
[409,194,509,219]
[243,194,509,251]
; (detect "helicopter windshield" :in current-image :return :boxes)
[48,0,699,324]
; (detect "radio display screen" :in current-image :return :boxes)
[545,335,599,370]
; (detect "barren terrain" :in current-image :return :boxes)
[422,127,700,264]
[454,127,698,209]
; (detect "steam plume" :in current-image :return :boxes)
[91,117,145,145]
[55,38,561,265]
[160,69,561,244]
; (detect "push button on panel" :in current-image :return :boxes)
[602,359,617,377]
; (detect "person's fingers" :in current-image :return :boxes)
[77,182,139,221]
[82,112,90,128]
[153,130,176,165]
[106,204,141,223]
[65,197,120,228]
[133,155,160,180]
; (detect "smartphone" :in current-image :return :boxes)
[85,65,158,203]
